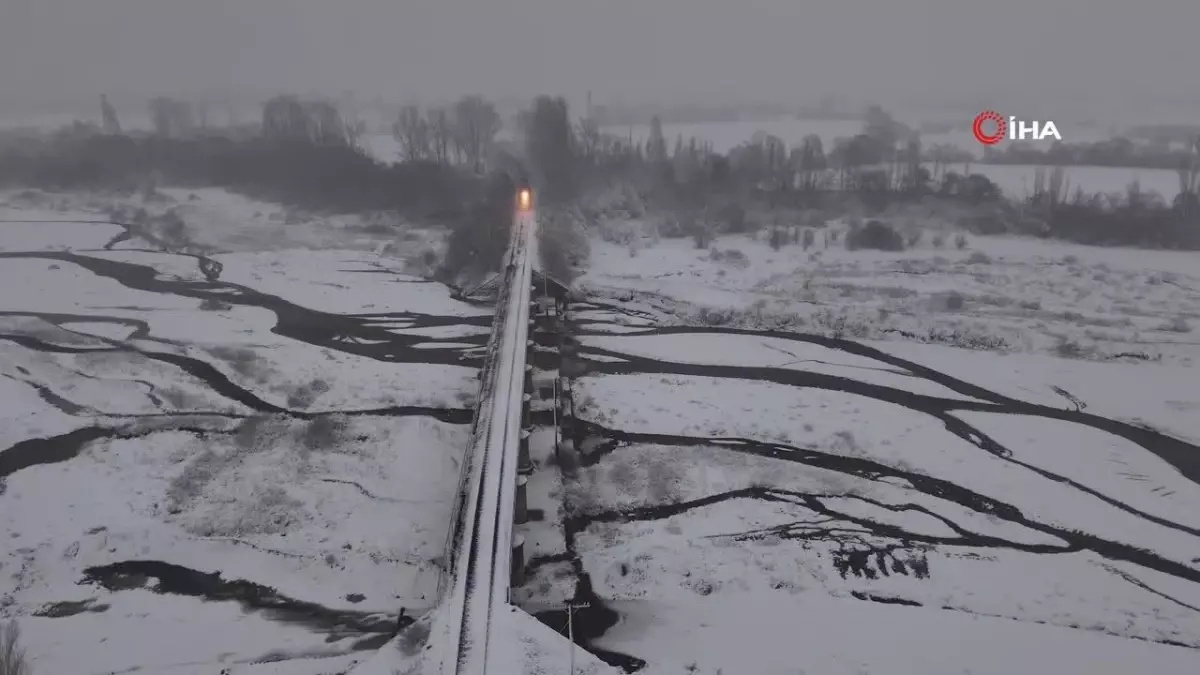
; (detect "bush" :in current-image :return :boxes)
[905,229,923,248]
[931,233,945,249]
[709,247,749,267]
[538,209,589,283]
[1055,338,1090,359]
[1159,316,1193,333]
[716,202,747,233]
[691,222,715,249]
[966,251,992,264]
[955,233,969,250]
[597,219,636,245]
[801,228,816,250]
[0,621,31,675]
[845,220,905,251]
[768,227,786,251]
[439,172,515,280]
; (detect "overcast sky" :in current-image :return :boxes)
[2,0,1197,119]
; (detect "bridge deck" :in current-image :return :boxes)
[438,209,537,674]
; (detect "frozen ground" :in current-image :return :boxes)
[541,224,1200,673]
[0,188,486,674]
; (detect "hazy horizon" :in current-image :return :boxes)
[3,0,1200,125]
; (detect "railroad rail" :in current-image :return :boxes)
[436,206,537,674]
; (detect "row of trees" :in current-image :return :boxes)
[391,95,501,173]
[501,96,1200,249]
[261,95,365,146]
[983,135,1200,171]
[146,94,369,146]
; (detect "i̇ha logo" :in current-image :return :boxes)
[972,110,1061,145]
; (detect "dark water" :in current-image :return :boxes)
[82,560,411,644]
[539,299,1200,664]
[0,230,487,648]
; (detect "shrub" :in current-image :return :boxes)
[944,292,966,310]
[955,233,969,250]
[597,219,636,245]
[716,202,747,233]
[845,220,905,251]
[439,173,515,280]
[801,228,815,250]
[931,233,945,249]
[1055,338,1090,359]
[966,251,992,264]
[1158,316,1193,333]
[1,621,31,675]
[709,247,749,267]
[768,227,786,251]
[537,209,589,283]
[905,229,923,248]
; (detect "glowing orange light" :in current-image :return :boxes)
[518,189,531,210]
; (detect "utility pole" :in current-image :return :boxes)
[566,600,591,675]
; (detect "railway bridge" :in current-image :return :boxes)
[351,201,618,674]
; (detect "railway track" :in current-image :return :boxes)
[436,206,537,674]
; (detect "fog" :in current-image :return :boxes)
[2,0,1199,121]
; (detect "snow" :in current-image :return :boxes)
[581,231,1200,369]
[214,249,489,317]
[582,332,984,402]
[557,223,1200,673]
[0,188,482,673]
[592,592,1200,675]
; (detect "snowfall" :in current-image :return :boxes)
[4,184,1200,675]
[514,220,1200,674]
[0,187,495,674]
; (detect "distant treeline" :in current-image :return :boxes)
[2,95,1199,255]
[0,134,478,217]
[982,136,1200,171]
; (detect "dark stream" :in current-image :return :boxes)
[5,220,1200,663]
[0,224,488,649]
[531,299,1200,666]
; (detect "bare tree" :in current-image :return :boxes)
[0,621,30,675]
[575,115,602,166]
[100,94,122,135]
[1177,135,1200,222]
[428,107,453,165]
[261,95,308,141]
[392,105,430,161]
[792,133,826,192]
[646,115,668,163]
[260,96,353,146]
[451,95,501,173]
[195,101,209,129]
[148,97,195,138]
[900,135,925,193]
[301,100,354,146]
[524,96,576,204]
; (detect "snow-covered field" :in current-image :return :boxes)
[544,225,1200,673]
[0,188,487,674]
